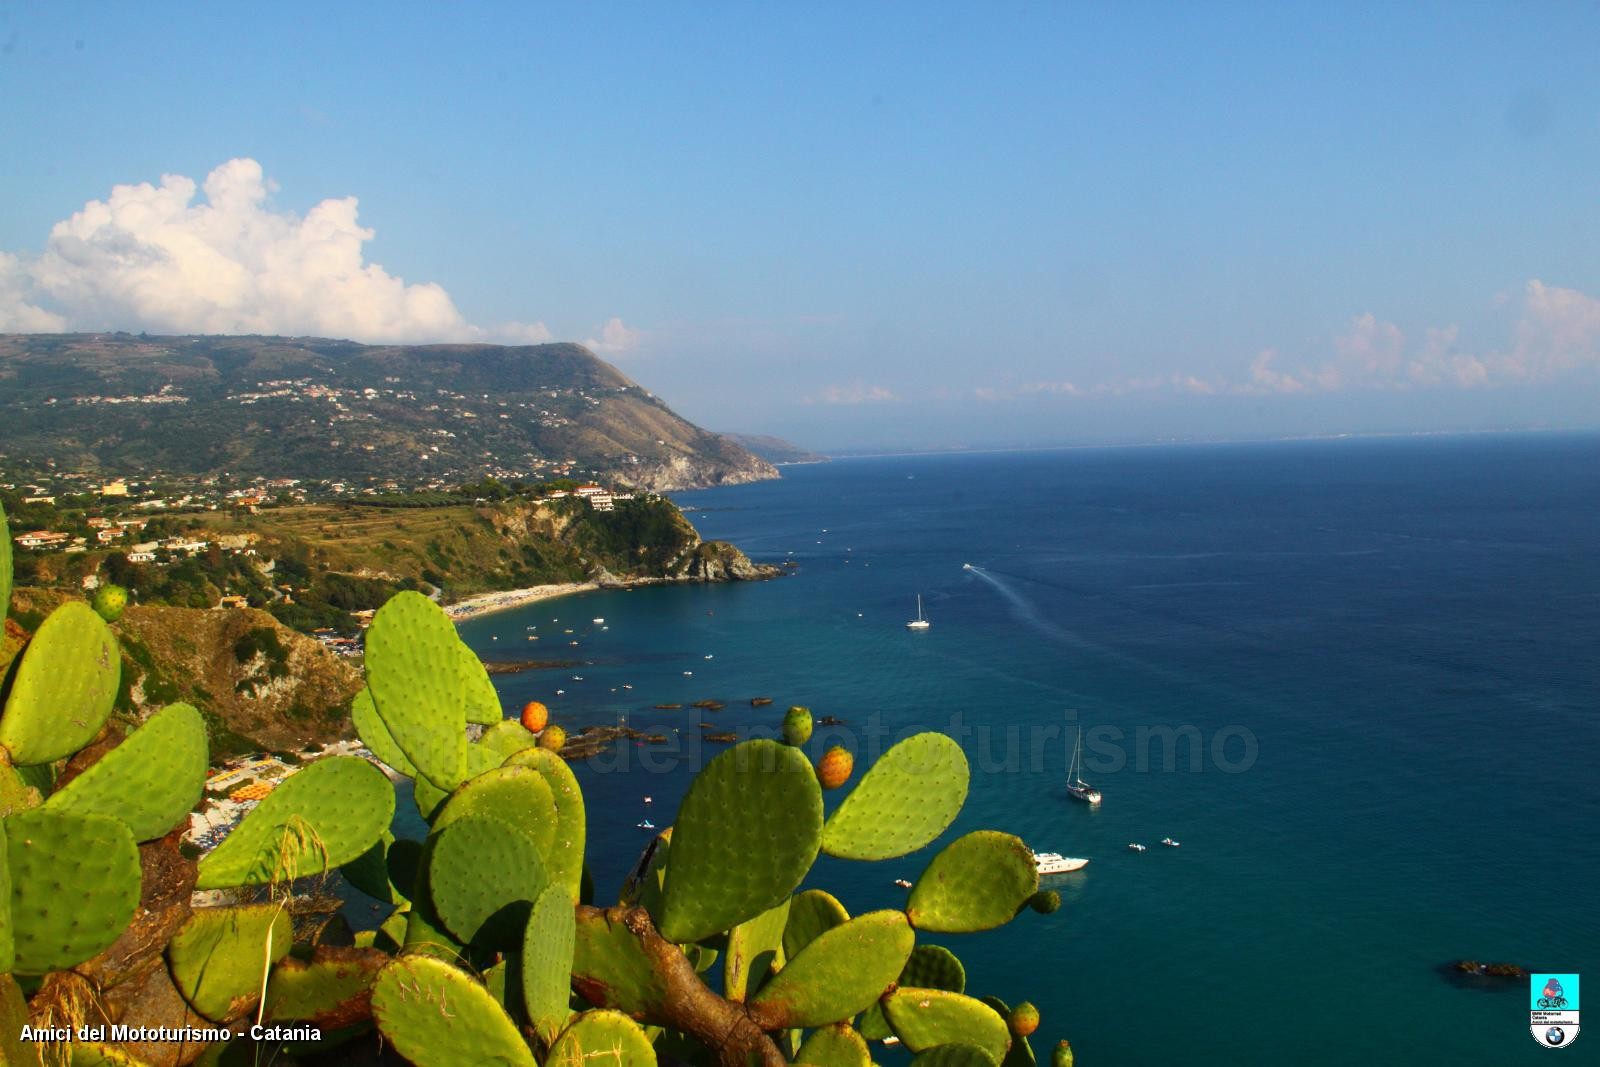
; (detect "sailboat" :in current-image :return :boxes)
[906,595,931,631]
[1066,726,1102,804]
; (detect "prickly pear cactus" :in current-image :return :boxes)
[4,808,140,974]
[371,955,536,1067]
[43,701,207,841]
[0,601,120,766]
[657,739,823,942]
[195,755,393,889]
[0,564,1073,1066]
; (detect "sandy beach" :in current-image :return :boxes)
[442,582,600,622]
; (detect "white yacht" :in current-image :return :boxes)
[1161,837,1181,848]
[1127,843,1148,852]
[1033,851,1090,875]
[1066,726,1102,804]
[906,594,931,630]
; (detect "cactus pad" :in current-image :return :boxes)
[341,831,406,905]
[427,814,548,946]
[546,1009,657,1067]
[351,686,417,778]
[5,808,139,974]
[168,904,293,1022]
[910,1047,1000,1067]
[0,822,11,973]
[0,600,120,766]
[479,719,539,760]
[657,739,823,943]
[747,910,914,1029]
[822,732,969,860]
[44,701,207,841]
[502,746,587,902]
[795,1023,871,1067]
[906,831,1038,933]
[195,756,394,889]
[432,765,557,858]
[457,641,504,725]
[861,944,967,1040]
[371,955,536,1067]
[521,884,577,1043]
[571,906,671,1020]
[264,946,387,1028]
[724,897,790,1002]
[782,887,849,960]
[363,591,468,788]
[882,987,1011,1062]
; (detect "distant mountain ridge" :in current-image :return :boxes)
[0,333,778,490]
[722,433,829,464]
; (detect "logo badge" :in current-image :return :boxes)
[1531,973,1580,1049]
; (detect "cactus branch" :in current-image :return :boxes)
[580,905,785,1067]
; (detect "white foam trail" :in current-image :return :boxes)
[963,565,1090,649]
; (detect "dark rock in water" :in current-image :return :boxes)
[1439,960,1532,989]
[483,658,583,675]
[750,697,774,706]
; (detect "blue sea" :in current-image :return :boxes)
[448,433,1598,1064]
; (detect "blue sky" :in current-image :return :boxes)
[2,2,1598,449]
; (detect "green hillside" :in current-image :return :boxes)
[0,333,778,490]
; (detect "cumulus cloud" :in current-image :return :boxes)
[0,158,553,344]
[583,317,643,355]
[809,381,897,405]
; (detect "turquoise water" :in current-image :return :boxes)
[452,434,1598,1064]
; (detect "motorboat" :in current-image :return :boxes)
[637,820,656,830]
[1033,851,1090,874]
[593,618,605,624]
[962,563,974,570]
[892,879,914,889]
[1066,726,1102,804]
[1127,843,1148,852]
[1161,837,1181,848]
[906,594,931,631]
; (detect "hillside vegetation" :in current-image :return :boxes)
[0,332,778,489]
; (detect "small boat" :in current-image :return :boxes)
[892,878,914,889]
[1161,838,1181,848]
[1034,851,1090,874]
[1127,843,1147,852]
[1066,726,1102,804]
[593,618,605,624]
[962,563,973,570]
[643,796,652,804]
[906,595,931,631]
[637,820,656,830]
[555,689,565,695]
[683,671,693,676]
[704,654,714,660]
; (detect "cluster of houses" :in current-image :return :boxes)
[543,483,637,512]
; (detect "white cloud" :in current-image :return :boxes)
[809,381,897,405]
[0,252,65,331]
[583,317,643,355]
[1,158,550,344]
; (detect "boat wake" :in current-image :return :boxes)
[962,564,1092,650]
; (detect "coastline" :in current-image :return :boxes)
[442,582,600,622]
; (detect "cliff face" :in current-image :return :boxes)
[115,605,362,756]
[633,449,779,492]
